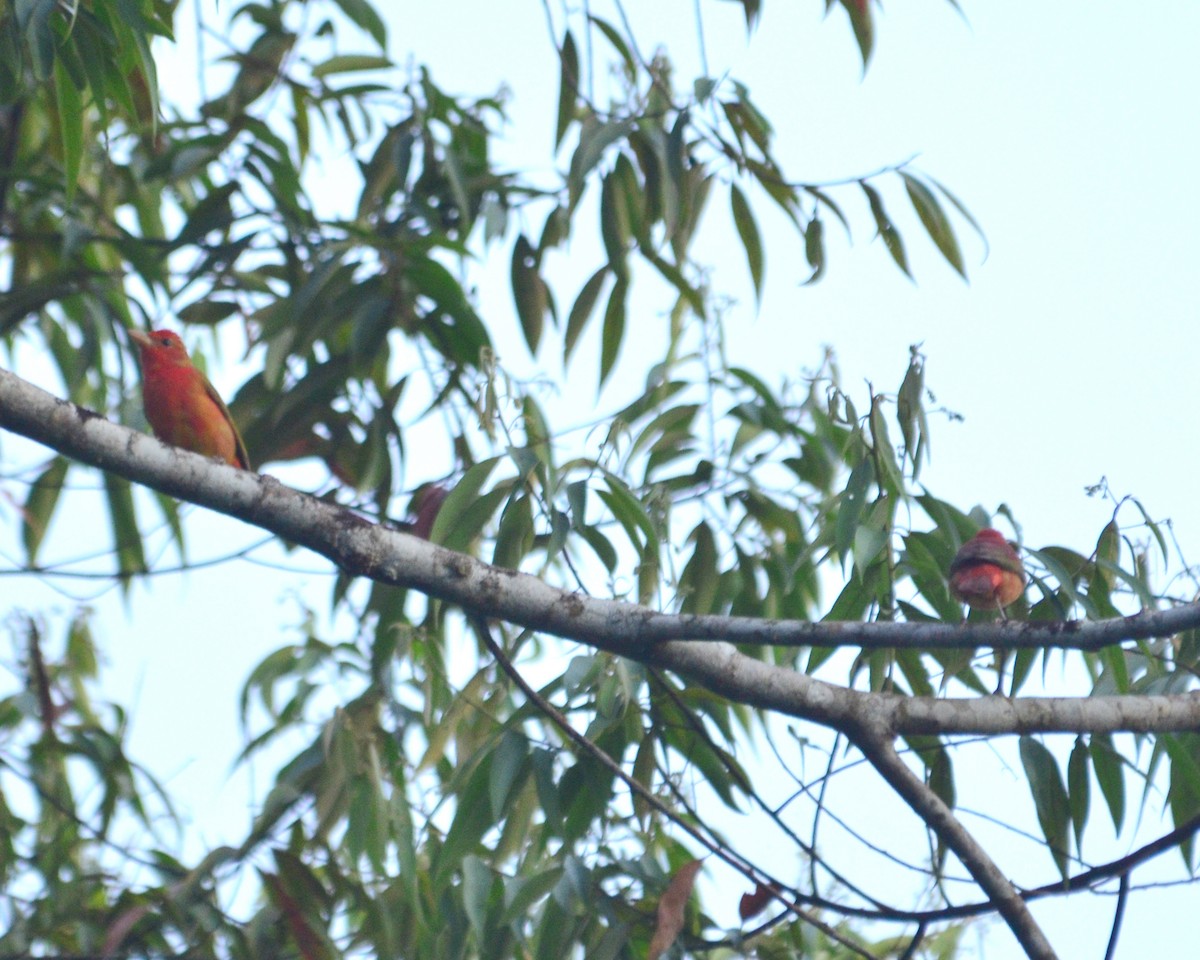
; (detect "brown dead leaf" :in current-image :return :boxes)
[647,858,703,960]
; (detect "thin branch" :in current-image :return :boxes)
[472,616,879,960]
[1103,873,1129,960]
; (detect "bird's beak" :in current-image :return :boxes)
[127,328,152,349]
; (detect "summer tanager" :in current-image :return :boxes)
[128,328,251,470]
[948,528,1025,616]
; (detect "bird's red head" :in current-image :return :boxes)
[128,328,192,369]
[973,528,1007,546]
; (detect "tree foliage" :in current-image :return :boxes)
[1,2,1197,960]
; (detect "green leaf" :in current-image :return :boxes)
[928,746,955,811]
[1164,734,1200,868]
[429,458,501,550]
[834,458,872,564]
[1067,736,1090,855]
[176,183,237,245]
[598,276,628,389]
[493,494,534,570]
[803,216,825,284]
[568,116,635,212]
[727,0,762,31]
[310,54,392,79]
[556,31,579,149]
[54,57,84,204]
[927,174,988,256]
[587,15,636,79]
[177,299,240,326]
[837,0,874,68]
[599,173,630,276]
[1019,735,1071,879]
[729,184,764,302]
[437,754,497,886]
[861,181,911,277]
[22,457,69,564]
[598,472,657,553]
[489,731,530,817]
[901,172,965,277]
[679,522,719,614]
[564,267,609,364]
[331,0,388,48]
[462,854,493,943]
[102,472,146,580]
[511,234,548,355]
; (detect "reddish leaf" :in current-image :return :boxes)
[738,881,780,921]
[406,483,451,541]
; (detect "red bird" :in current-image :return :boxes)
[128,328,251,470]
[949,528,1025,616]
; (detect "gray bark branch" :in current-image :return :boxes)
[2,368,1198,742]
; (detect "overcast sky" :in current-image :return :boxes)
[3,3,1199,958]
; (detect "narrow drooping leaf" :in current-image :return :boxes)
[511,234,548,355]
[564,267,609,364]
[861,180,911,277]
[1067,736,1090,855]
[902,172,966,277]
[555,31,579,148]
[837,0,874,68]
[22,457,69,563]
[1019,735,1071,878]
[730,183,764,301]
[598,276,627,389]
[54,57,84,203]
[330,0,388,48]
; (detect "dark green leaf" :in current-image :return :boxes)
[54,58,84,204]
[729,184,764,301]
[429,458,501,549]
[177,299,240,326]
[598,276,627,389]
[837,0,874,68]
[860,181,911,277]
[102,472,146,580]
[555,31,579,149]
[567,116,635,212]
[564,267,608,364]
[803,216,825,284]
[1067,736,1090,855]
[1019,735,1071,878]
[511,234,548,355]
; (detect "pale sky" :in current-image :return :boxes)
[3,3,1199,958]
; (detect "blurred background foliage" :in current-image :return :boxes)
[1,1,1197,958]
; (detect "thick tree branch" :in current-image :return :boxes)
[2,369,1200,742]
[849,725,1058,960]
